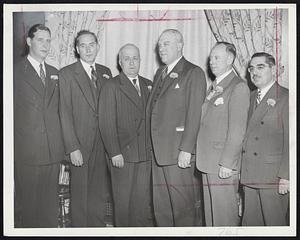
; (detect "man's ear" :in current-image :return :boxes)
[177,42,183,52]
[26,37,31,48]
[227,54,234,65]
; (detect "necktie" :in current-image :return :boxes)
[255,89,262,109]
[132,79,141,97]
[161,66,168,80]
[39,63,46,85]
[90,66,98,89]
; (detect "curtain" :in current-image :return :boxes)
[205,9,288,88]
[44,10,215,82]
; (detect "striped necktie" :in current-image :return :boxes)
[90,66,98,88]
[39,63,46,85]
[255,89,262,109]
[132,79,141,97]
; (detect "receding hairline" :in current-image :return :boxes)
[159,29,184,44]
[118,43,140,59]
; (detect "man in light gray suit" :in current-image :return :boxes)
[241,52,289,226]
[196,42,250,226]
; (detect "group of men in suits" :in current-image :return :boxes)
[14,24,289,228]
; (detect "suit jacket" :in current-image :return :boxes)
[99,72,152,163]
[14,58,65,165]
[146,57,207,166]
[241,83,289,188]
[59,60,112,163]
[196,71,250,174]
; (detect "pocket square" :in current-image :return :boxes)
[176,126,184,132]
[175,83,180,89]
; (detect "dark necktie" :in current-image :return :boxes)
[90,66,98,89]
[161,66,168,80]
[132,79,141,96]
[39,63,46,85]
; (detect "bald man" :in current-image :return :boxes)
[146,29,206,226]
[99,44,153,227]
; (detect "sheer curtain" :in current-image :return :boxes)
[205,8,288,88]
[45,10,215,82]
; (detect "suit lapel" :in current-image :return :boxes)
[74,61,96,111]
[158,57,186,98]
[246,83,280,136]
[119,72,143,111]
[45,63,58,107]
[23,59,45,97]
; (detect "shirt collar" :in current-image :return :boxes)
[215,68,233,85]
[27,54,46,76]
[127,75,140,87]
[80,59,96,78]
[258,81,275,100]
[167,56,182,74]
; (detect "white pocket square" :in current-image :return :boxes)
[176,126,184,132]
[175,83,180,89]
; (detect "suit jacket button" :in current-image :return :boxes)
[242,150,245,154]
[261,121,264,125]
[255,137,259,140]
[254,152,257,156]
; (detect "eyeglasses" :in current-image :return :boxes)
[247,64,270,73]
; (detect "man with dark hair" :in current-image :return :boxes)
[146,29,206,226]
[241,52,289,226]
[196,41,250,226]
[14,24,65,227]
[99,43,153,226]
[59,30,112,227]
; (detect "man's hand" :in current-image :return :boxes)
[112,154,124,168]
[178,151,192,169]
[278,178,289,195]
[218,166,233,179]
[70,149,83,167]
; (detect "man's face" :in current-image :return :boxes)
[26,30,51,63]
[119,46,140,78]
[249,56,274,89]
[158,32,182,65]
[209,44,232,77]
[76,33,99,65]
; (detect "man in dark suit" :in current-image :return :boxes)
[99,43,153,227]
[59,30,112,227]
[146,29,207,226]
[196,42,250,226]
[241,52,289,226]
[14,24,65,227]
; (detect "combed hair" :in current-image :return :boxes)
[251,52,276,66]
[215,41,236,61]
[27,24,51,39]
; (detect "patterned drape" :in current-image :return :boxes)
[205,9,288,88]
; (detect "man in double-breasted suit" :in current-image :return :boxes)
[146,29,207,226]
[14,24,65,227]
[196,42,250,226]
[99,44,153,227]
[59,30,112,227]
[241,52,289,226]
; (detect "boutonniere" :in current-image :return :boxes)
[215,86,223,93]
[214,97,224,106]
[50,75,58,81]
[170,72,178,79]
[102,74,110,79]
[267,98,276,107]
[147,85,152,91]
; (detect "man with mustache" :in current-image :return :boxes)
[241,52,289,226]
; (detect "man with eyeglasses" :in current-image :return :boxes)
[59,30,112,227]
[99,44,153,226]
[196,42,250,226]
[241,52,289,226]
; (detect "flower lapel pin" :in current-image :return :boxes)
[214,97,224,106]
[102,74,110,79]
[267,98,276,107]
[147,85,152,91]
[170,72,178,79]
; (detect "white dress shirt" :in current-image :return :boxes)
[80,59,96,79]
[27,54,46,78]
[258,81,275,101]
